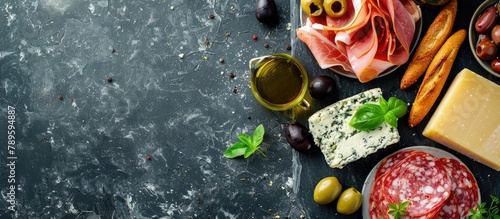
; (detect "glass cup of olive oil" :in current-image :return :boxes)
[249,53,310,111]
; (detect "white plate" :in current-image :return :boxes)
[361,146,481,219]
[299,6,423,79]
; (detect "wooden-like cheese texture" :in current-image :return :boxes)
[423,68,500,171]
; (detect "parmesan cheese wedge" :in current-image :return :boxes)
[423,68,500,171]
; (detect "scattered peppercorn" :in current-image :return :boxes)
[232,87,238,93]
[247,116,252,120]
[219,58,224,63]
[225,32,230,37]
[111,48,116,53]
[208,14,215,19]
[286,44,291,50]
[107,77,113,83]
[58,95,63,101]
[229,72,235,78]
[205,39,210,45]
[264,43,269,48]
[252,35,258,41]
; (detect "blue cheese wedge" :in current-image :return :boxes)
[308,88,400,169]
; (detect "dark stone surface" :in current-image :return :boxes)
[0,0,498,218]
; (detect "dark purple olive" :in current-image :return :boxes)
[475,6,498,34]
[476,38,498,60]
[285,122,315,152]
[491,58,500,73]
[492,25,500,45]
[255,0,279,25]
[309,76,336,99]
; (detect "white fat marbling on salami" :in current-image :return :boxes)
[382,152,451,217]
[438,192,460,219]
[369,178,389,219]
[374,149,418,179]
[439,158,480,218]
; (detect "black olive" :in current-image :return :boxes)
[309,76,336,99]
[255,0,279,26]
[285,122,315,152]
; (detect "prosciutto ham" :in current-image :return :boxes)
[297,0,421,83]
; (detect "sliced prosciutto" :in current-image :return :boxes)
[296,21,353,72]
[296,0,420,82]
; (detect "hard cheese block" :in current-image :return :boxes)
[423,68,500,171]
[308,88,400,169]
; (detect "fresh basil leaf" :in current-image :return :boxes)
[384,111,398,128]
[252,124,265,146]
[238,133,252,147]
[225,124,266,159]
[388,203,397,209]
[244,146,256,158]
[400,201,409,208]
[387,97,408,118]
[379,97,389,113]
[349,104,385,131]
[224,142,248,158]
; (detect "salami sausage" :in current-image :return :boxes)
[381,152,452,217]
[439,158,480,218]
[438,192,460,219]
[369,149,479,219]
[374,149,419,179]
[369,177,390,219]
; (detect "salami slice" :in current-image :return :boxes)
[439,157,480,218]
[374,149,419,179]
[381,152,452,217]
[438,192,460,219]
[370,177,390,219]
[369,199,385,219]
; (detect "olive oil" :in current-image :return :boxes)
[253,58,304,104]
[249,53,309,111]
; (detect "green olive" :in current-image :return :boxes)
[336,187,363,215]
[313,176,342,205]
[323,0,347,18]
[301,0,324,16]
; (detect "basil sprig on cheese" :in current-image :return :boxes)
[349,97,407,131]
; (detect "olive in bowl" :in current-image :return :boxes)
[469,0,500,78]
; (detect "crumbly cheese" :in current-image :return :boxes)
[308,88,400,169]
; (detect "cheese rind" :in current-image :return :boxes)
[308,88,400,169]
[423,68,500,171]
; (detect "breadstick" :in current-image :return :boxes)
[408,29,466,128]
[400,0,457,90]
